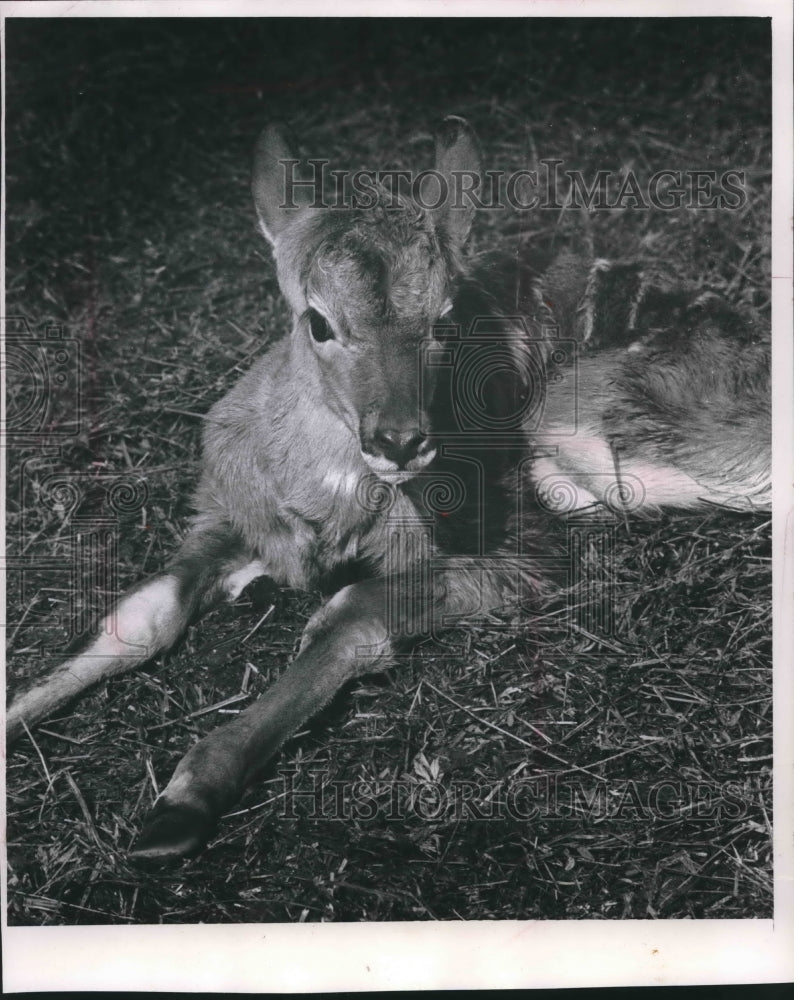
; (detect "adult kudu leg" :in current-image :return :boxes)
[131,560,533,859]
[6,523,265,746]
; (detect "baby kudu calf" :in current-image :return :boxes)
[6,118,770,858]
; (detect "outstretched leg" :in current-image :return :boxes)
[131,558,540,859]
[6,521,265,745]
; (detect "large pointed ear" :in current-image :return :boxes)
[251,123,308,244]
[431,116,482,250]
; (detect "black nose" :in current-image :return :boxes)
[373,427,429,468]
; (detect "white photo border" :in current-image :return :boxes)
[2,0,792,990]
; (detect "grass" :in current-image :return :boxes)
[5,17,772,923]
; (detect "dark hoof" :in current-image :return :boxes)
[130,802,216,860]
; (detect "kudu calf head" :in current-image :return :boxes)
[251,117,481,477]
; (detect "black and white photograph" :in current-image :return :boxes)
[3,0,792,991]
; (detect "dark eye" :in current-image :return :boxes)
[308,308,334,343]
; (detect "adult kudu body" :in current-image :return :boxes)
[6,118,771,858]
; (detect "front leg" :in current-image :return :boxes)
[6,521,264,745]
[131,561,533,859]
